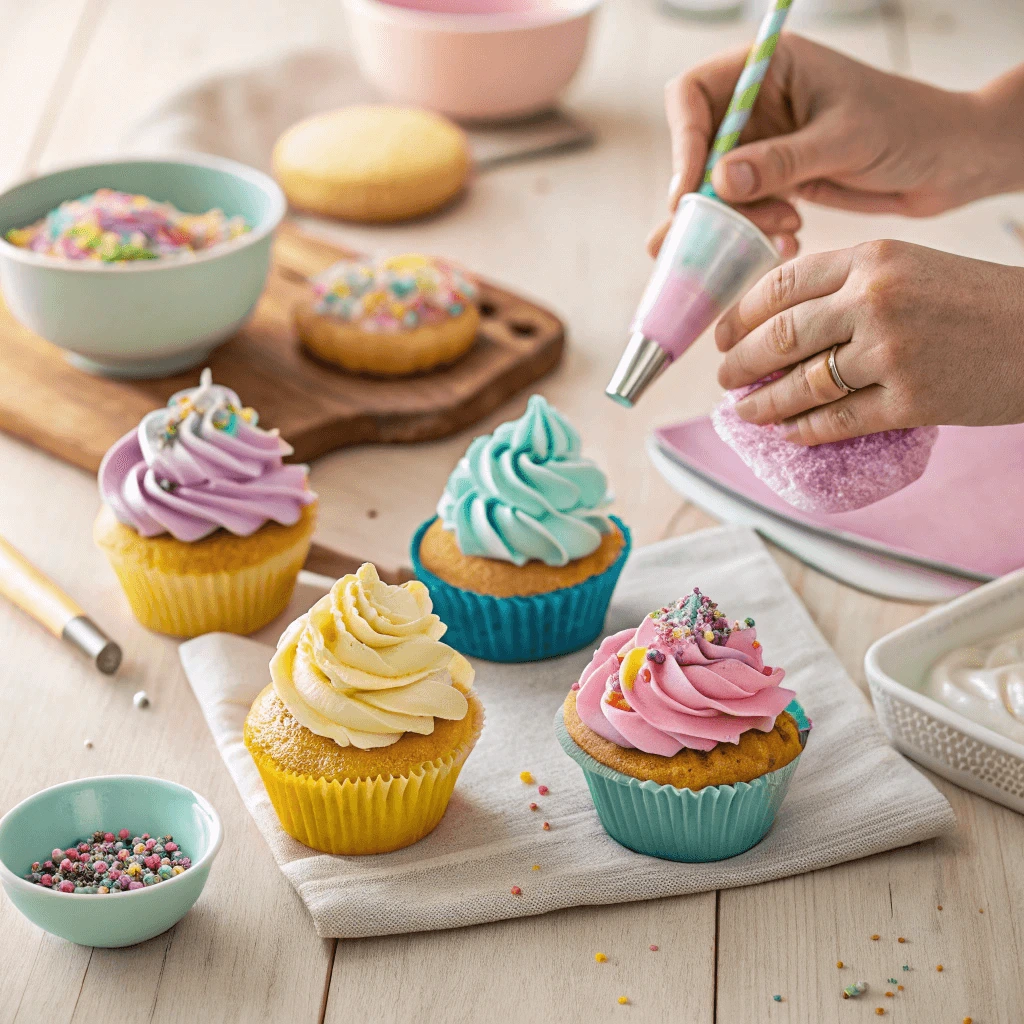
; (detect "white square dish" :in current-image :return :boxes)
[865,567,1024,814]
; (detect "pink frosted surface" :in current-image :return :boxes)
[638,269,721,358]
[654,416,1024,578]
[711,389,938,513]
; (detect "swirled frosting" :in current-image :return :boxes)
[98,369,316,542]
[271,563,472,749]
[573,589,794,755]
[437,394,612,566]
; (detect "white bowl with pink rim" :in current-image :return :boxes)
[342,0,604,122]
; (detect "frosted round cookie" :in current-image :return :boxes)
[712,385,939,513]
[272,105,470,223]
[295,253,480,376]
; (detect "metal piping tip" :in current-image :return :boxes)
[62,616,122,675]
[605,333,670,408]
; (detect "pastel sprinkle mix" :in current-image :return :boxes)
[6,189,248,262]
[595,953,607,963]
[312,254,476,333]
[510,886,522,896]
[519,771,534,784]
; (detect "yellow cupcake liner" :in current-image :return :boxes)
[246,707,484,856]
[103,533,312,638]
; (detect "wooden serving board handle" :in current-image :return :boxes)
[304,541,413,587]
[0,534,83,636]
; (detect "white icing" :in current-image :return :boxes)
[924,629,1024,744]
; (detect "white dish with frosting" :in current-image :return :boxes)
[865,567,1024,815]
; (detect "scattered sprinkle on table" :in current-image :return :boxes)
[532,864,540,871]
[772,995,782,1002]
[885,991,894,998]
[595,952,608,963]
[84,739,93,749]
[836,961,844,969]
[649,945,658,952]
[22,829,190,892]
[542,822,550,831]
[538,785,549,796]
[979,908,984,914]
[903,965,909,971]
[937,904,943,910]
[5,189,249,262]
[875,1009,885,1016]
[964,1017,973,1023]
[133,691,150,709]
[529,802,538,811]
[519,771,534,784]
[617,997,629,1006]
[936,965,944,972]
[510,885,522,896]
[888,978,898,984]
[842,982,868,999]
[871,934,880,941]
[898,936,906,943]
[897,985,903,992]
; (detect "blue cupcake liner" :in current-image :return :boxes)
[411,516,631,663]
[555,698,810,862]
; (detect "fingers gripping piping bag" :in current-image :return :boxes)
[607,0,938,513]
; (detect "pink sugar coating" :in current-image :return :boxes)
[711,387,939,513]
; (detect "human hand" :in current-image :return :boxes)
[714,240,1024,444]
[649,34,1024,260]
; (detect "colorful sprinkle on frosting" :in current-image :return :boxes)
[312,253,476,332]
[5,189,249,262]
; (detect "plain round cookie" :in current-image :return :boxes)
[272,105,471,223]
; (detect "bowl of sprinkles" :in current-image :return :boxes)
[0,155,285,379]
[0,775,222,947]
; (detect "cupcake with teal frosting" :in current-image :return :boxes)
[411,395,630,662]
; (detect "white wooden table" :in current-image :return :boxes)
[2,1,1023,1021]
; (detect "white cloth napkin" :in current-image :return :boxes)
[179,525,955,939]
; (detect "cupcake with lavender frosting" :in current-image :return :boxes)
[94,369,317,637]
[557,589,810,861]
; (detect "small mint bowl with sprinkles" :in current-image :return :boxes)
[0,775,222,947]
[0,154,285,379]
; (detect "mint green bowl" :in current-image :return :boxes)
[0,155,285,379]
[556,699,810,862]
[0,775,223,947]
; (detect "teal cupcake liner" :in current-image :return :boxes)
[411,516,631,663]
[555,699,810,862]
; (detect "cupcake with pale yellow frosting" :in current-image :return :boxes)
[244,562,484,855]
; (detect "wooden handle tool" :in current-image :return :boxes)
[0,535,122,674]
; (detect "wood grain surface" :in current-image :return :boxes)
[0,0,1022,1022]
[0,222,564,473]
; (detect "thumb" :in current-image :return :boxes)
[711,123,833,202]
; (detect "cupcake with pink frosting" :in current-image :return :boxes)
[94,369,317,637]
[556,588,810,862]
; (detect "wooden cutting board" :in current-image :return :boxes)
[0,221,565,473]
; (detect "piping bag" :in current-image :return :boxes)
[607,0,792,407]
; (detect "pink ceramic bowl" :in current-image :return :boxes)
[343,0,603,122]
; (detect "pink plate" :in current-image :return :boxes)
[654,418,1024,580]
